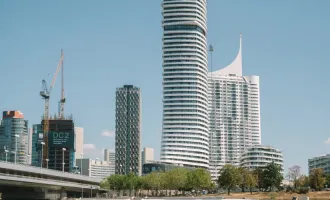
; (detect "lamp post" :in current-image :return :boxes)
[5,150,8,163]
[40,142,45,168]
[80,153,84,199]
[62,148,66,173]
[46,159,49,169]
[14,134,19,164]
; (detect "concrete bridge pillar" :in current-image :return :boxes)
[0,186,67,200]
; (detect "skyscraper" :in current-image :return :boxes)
[160,0,209,168]
[208,35,261,180]
[142,147,154,166]
[0,110,29,164]
[115,85,141,175]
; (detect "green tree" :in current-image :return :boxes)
[141,174,153,196]
[217,164,241,195]
[253,168,264,191]
[309,168,326,191]
[149,172,165,196]
[238,167,249,192]
[245,172,257,194]
[187,168,212,194]
[165,168,189,195]
[262,162,284,191]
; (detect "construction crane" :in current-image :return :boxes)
[59,49,65,119]
[40,50,64,167]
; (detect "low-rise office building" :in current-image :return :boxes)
[76,158,111,178]
[308,154,330,175]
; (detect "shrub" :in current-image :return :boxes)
[286,186,293,193]
[298,187,309,194]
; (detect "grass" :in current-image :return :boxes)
[207,191,330,199]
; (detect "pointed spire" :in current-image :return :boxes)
[239,33,242,53]
[211,33,243,76]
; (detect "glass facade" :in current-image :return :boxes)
[142,162,194,175]
[0,111,29,164]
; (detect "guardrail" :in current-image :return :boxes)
[0,172,100,189]
[0,160,102,183]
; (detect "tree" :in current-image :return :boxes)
[245,172,257,194]
[217,164,241,195]
[187,168,212,194]
[149,172,165,196]
[287,165,301,189]
[238,167,250,192]
[253,168,264,191]
[324,174,330,188]
[309,168,326,191]
[165,168,188,195]
[262,162,284,191]
[297,175,309,188]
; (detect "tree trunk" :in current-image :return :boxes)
[250,187,253,194]
[227,188,230,195]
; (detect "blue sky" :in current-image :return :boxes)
[1,0,329,174]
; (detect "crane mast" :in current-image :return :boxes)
[40,50,64,167]
[59,49,65,119]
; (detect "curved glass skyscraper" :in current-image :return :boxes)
[160,0,209,168]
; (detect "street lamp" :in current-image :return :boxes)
[4,150,8,163]
[62,148,66,173]
[14,134,19,164]
[80,153,84,199]
[46,159,49,169]
[40,142,45,168]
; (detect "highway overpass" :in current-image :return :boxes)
[0,161,105,200]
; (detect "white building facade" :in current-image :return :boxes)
[104,149,115,176]
[240,145,283,173]
[160,0,210,169]
[74,127,84,162]
[208,35,261,180]
[142,147,154,166]
[76,158,111,178]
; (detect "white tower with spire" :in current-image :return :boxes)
[208,34,261,180]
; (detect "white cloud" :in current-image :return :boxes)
[324,138,330,144]
[101,130,115,138]
[83,144,96,150]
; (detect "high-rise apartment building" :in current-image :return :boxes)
[115,85,141,175]
[75,127,84,161]
[0,111,29,164]
[104,149,115,175]
[160,0,209,169]
[208,35,261,180]
[142,147,154,166]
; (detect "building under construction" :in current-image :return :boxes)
[32,49,75,172]
[32,116,75,172]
